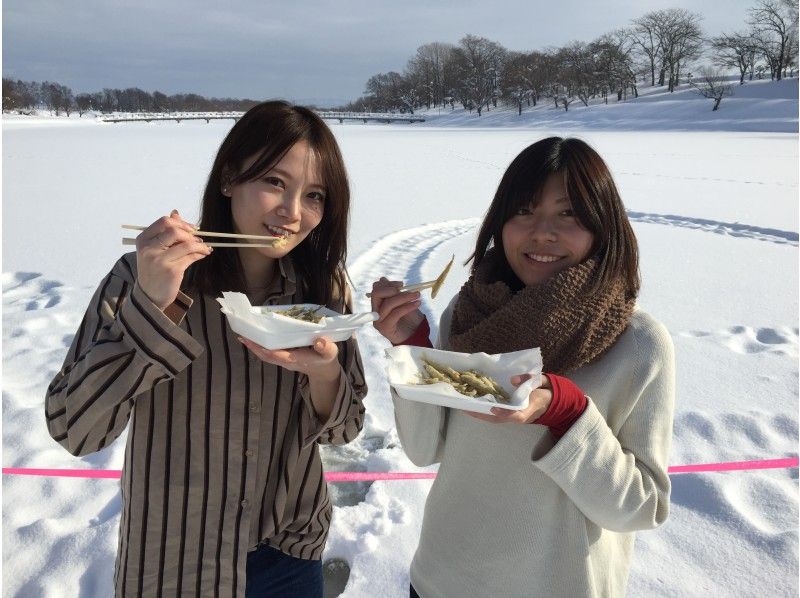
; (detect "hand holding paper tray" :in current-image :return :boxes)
[217,292,379,349]
[385,346,542,415]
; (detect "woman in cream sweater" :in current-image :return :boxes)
[370,137,675,598]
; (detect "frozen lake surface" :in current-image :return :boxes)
[3,107,798,596]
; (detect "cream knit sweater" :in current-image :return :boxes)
[392,299,675,598]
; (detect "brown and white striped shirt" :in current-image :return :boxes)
[44,253,367,597]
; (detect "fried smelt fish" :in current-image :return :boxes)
[414,355,510,403]
[276,306,325,323]
[430,255,454,299]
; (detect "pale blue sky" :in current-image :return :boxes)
[3,0,760,106]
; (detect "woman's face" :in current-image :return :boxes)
[501,173,594,286]
[226,139,325,259]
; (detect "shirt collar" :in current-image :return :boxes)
[273,255,297,298]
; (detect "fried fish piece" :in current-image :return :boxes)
[430,255,454,299]
[414,355,509,403]
[276,305,325,323]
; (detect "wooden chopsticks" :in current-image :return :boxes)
[121,224,280,248]
[367,255,455,299]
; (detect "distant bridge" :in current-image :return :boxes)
[99,111,425,124]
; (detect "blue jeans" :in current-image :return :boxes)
[245,542,322,598]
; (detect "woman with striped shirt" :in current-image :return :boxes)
[44,101,367,597]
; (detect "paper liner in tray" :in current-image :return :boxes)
[217,292,378,349]
[385,345,542,415]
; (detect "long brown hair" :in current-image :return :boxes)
[470,137,640,299]
[183,101,350,307]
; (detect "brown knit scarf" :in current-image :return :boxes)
[449,249,636,374]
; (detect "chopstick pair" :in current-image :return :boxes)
[366,255,455,299]
[121,224,281,248]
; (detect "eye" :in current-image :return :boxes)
[515,206,532,216]
[560,208,576,218]
[263,176,285,189]
[307,191,326,203]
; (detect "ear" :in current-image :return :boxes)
[220,168,233,197]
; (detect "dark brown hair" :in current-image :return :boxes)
[184,100,350,307]
[470,137,640,299]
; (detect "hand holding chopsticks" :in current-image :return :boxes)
[129,211,220,310]
[122,224,280,248]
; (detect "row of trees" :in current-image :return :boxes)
[345,0,798,114]
[2,0,795,117]
[2,79,260,116]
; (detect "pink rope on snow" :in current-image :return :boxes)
[3,457,798,481]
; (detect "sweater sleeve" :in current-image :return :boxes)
[391,301,455,467]
[531,315,675,533]
[299,284,367,447]
[44,255,204,456]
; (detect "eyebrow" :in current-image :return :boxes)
[530,195,570,206]
[268,167,326,191]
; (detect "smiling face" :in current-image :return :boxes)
[226,139,326,263]
[501,172,595,286]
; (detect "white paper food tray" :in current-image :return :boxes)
[385,345,542,415]
[218,294,378,350]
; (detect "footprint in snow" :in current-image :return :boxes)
[680,326,798,357]
[89,494,122,527]
[388,498,408,524]
[357,531,380,551]
[3,271,66,313]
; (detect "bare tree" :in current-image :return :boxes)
[592,30,638,101]
[75,93,92,116]
[152,91,169,112]
[558,93,577,112]
[406,42,456,108]
[751,27,788,79]
[90,92,103,112]
[630,13,663,86]
[502,51,545,114]
[656,9,704,91]
[710,31,760,84]
[690,67,734,110]
[42,81,65,115]
[60,85,75,116]
[2,79,23,111]
[396,76,420,114]
[631,9,704,90]
[451,35,507,116]
[748,0,795,80]
[364,71,415,112]
[100,88,116,113]
[364,73,397,111]
[533,50,565,108]
[560,41,597,107]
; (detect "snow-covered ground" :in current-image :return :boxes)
[418,77,799,133]
[3,80,798,596]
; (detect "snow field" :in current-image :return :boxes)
[2,99,798,597]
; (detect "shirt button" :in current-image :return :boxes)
[244,449,254,458]
[241,499,250,509]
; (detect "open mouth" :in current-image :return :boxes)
[524,253,563,264]
[265,224,295,239]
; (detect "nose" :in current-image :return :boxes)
[277,190,302,221]
[529,214,557,242]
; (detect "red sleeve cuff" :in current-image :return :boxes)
[393,316,433,348]
[535,373,587,439]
